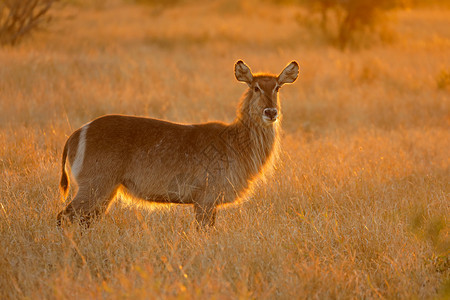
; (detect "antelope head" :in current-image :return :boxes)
[234,60,299,126]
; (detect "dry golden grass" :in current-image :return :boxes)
[0,0,449,298]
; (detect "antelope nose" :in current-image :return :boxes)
[264,108,278,120]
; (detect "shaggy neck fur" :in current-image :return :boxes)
[230,89,281,182]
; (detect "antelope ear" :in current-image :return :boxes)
[278,61,299,85]
[234,60,253,85]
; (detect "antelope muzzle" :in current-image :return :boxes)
[263,108,278,123]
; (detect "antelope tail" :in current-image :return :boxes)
[60,140,69,200]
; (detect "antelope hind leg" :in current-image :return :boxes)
[57,181,119,228]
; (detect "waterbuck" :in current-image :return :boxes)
[57,60,299,228]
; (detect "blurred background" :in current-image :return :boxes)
[1,0,449,133]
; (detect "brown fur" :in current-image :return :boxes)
[57,60,299,228]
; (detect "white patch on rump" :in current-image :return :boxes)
[71,123,89,179]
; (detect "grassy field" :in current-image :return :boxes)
[0,0,449,298]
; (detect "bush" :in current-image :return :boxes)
[300,0,405,49]
[135,0,182,7]
[436,69,450,90]
[0,0,56,46]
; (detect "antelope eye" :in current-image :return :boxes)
[254,86,260,93]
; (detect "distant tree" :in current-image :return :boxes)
[135,0,182,7]
[0,0,56,46]
[302,0,406,49]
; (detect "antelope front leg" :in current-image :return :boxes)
[194,202,217,228]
